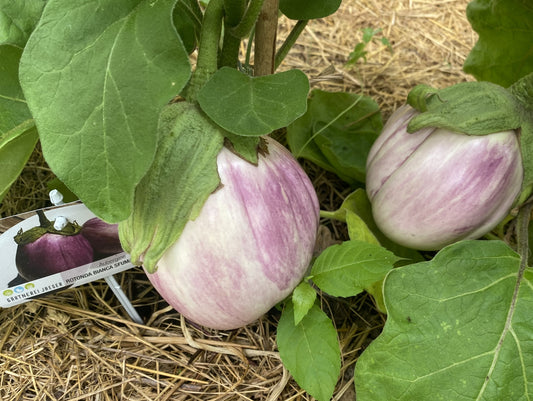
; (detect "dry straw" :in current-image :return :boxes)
[1,0,475,399]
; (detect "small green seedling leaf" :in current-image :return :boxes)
[197,67,309,137]
[291,281,317,325]
[20,0,191,222]
[355,240,533,401]
[346,27,392,67]
[311,240,399,298]
[278,302,341,401]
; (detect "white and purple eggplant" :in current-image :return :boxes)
[81,217,123,260]
[366,105,523,251]
[144,137,319,330]
[14,210,94,280]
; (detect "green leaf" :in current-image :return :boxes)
[173,0,202,54]
[287,90,382,185]
[279,0,341,20]
[0,45,32,133]
[0,120,39,203]
[463,0,533,87]
[278,302,341,401]
[119,101,224,273]
[345,210,380,245]
[19,0,191,222]
[0,45,37,204]
[0,0,46,47]
[311,240,398,298]
[355,240,533,401]
[197,67,309,137]
[292,281,317,325]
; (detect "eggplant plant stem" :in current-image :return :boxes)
[274,20,308,69]
[224,0,246,25]
[219,0,246,68]
[254,0,279,76]
[320,210,344,222]
[183,0,225,101]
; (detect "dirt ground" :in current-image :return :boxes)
[0,1,475,400]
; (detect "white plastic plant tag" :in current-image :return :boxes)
[0,202,136,308]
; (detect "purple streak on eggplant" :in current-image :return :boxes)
[81,218,123,260]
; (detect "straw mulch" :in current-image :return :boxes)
[1,1,475,400]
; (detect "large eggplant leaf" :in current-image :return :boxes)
[0,45,37,204]
[19,0,191,222]
[463,0,533,87]
[355,240,533,401]
[278,302,341,401]
[287,90,382,185]
[197,67,309,136]
[279,0,341,20]
[0,0,46,47]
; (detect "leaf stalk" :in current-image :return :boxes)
[183,0,225,101]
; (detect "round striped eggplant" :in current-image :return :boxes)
[147,137,320,330]
[366,105,523,251]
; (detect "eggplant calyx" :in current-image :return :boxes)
[14,209,83,245]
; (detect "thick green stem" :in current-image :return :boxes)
[220,0,266,68]
[219,31,242,68]
[183,0,225,101]
[219,0,245,68]
[274,20,308,69]
[254,0,278,76]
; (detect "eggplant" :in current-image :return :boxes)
[81,217,123,260]
[366,105,523,250]
[14,210,94,281]
[146,137,320,330]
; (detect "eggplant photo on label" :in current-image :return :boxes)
[14,210,94,281]
[81,217,123,260]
